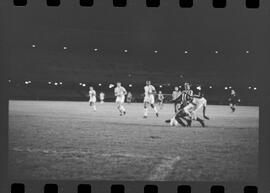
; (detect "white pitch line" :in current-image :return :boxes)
[148,156,181,181]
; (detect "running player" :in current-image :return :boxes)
[99,92,105,104]
[172,86,182,112]
[157,91,165,109]
[88,86,97,111]
[114,82,127,116]
[143,80,159,118]
[228,89,240,112]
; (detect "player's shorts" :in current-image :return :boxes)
[116,96,125,103]
[144,95,155,104]
[89,97,96,103]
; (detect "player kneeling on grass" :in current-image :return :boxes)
[114,82,127,116]
[143,80,159,118]
[89,86,97,111]
[166,95,209,127]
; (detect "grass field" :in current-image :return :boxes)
[8,100,258,181]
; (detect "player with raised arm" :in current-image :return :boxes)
[88,86,97,111]
[143,80,159,118]
[157,91,164,109]
[114,82,127,116]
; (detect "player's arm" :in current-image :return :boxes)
[152,86,157,94]
[123,88,127,95]
[172,93,183,103]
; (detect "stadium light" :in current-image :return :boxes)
[224,86,228,90]
[248,86,252,90]
[63,46,67,50]
[246,50,250,54]
[124,49,128,53]
[154,50,158,54]
[229,86,232,89]
[184,50,188,54]
[209,86,213,89]
[24,81,29,85]
[94,48,98,51]
[79,83,82,85]
[129,84,133,87]
[196,86,201,90]
[254,87,257,90]
[109,84,114,88]
[8,79,11,83]
[54,82,58,86]
[82,83,86,87]
[98,83,102,86]
[48,81,51,85]
[32,44,36,48]
[215,50,219,54]
[59,82,63,85]
[159,85,163,88]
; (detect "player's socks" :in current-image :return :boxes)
[93,106,97,111]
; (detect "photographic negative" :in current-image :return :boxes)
[6,2,262,183]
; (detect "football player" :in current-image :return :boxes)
[143,80,159,118]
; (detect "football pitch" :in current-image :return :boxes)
[8,100,258,181]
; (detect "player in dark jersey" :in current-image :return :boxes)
[228,89,240,112]
[165,82,194,125]
[173,82,193,110]
[166,86,209,127]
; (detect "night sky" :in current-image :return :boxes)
[4,1,268,86]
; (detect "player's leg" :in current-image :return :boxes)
[143,101,148,118]
[116,98,123,115]
[174,102,177,113]
[120,97,126,115]
[93,98,97,111]
[229,102,235,112]
[175,111,188,127]
[191,113,205,127]
[150,96,158,117]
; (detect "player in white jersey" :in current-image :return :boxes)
[114,82,127,116]
[143,80,158,118]
[88,86,97,111]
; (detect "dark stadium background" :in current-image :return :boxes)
[6,1,264,105]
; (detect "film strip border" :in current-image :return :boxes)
[13,0,260,8]
[11,183,258,193]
